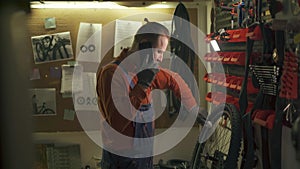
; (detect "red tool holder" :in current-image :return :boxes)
[204,52,261,66]
[203,73,259,94]
[203,24,264,117]
[279,51,298,99]
[252,109,275,129]
[206,91,253,113]
[205,26,262,43]
[246,25,263,41]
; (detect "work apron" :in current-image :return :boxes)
[100,62,155,169]
[100,106,154,169]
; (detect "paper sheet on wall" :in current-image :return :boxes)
[63,109,75,120]
[60,64,83,94]
[73,72,98,111]
[29,68,41,80]
[29,88,56,116]
[76,22,102,63]
[114,19,142,57]
[31,31,74,64]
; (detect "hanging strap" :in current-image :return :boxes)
[239,35,254,115]
[170,2,197,115]
[269,30,285,169]
[261,126,271,169]
[239,35,255,169]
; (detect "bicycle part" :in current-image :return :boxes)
[38,102,55,114]
[158,159,190,169]
[43,108,55,114]
[52,38,71,60]
[35,42,47,61]
[291,0,300,16]
[190,103,242,169]
[167,159,190,169]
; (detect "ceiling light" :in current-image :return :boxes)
[30,1,128,9]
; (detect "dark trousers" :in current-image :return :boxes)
[100,149,153,169]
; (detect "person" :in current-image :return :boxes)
[96,21,206,169]
[32,94,38,114]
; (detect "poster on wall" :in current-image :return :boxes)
[29,88,56,116]
[60,64,83,94]
[73,72,98,111]
[76,22,102,63]
[114,19,142,57]
[31,31,74,64]
[113,19,172,58]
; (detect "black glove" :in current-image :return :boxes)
[137,41,159,88]
[137,68,159,88]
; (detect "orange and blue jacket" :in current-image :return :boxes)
[96,49,197,149]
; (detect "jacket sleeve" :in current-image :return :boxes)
[128,68,198,111]
[152,68,198,111]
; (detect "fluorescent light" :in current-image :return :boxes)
[30,1,128,9]
[30,1,208,9]
[146,4,172,9]
[210,40,220,52]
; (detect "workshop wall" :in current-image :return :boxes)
[27,7,199,132]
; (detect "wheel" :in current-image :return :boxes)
[291,0,300,16]
[35,42,46,62]
[191,103,242,169]
[43,108,55,114]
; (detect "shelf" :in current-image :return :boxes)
[205,91,254,113]
[203,73,259,94]
[204,52,261,66]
